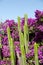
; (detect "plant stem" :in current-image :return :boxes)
[34,43,39,65]
[24,14,29,54]
[7,26,15,65]
[0,37,2,60]
[20,32,26,65]
[18,17,26,65]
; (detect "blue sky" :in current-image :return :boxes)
[0,0,43,22]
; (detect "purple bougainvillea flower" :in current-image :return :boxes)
[14,41,20,46]
[5,20,15,27]
[15,46,21,55]
[2,36,8,45]
[35,10,41,19]
[0,34,2,37]
[0,60,11,65]
[0,60,4,65]
[26,49,34,58]
[2,45,10,57]
[28,18,36,26]
[38,46,43,59]
[39,59,43,64]
[35,10,43,20]
[37,25,43,32]
[34,32,43,42]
